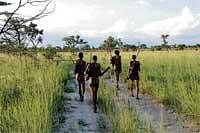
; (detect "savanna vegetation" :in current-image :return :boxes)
[1,0,200,132]
[0,54,70,132]
[80,50,200,127]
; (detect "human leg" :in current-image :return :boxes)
[78,82,83,101]
[94,87,98,113]
[131,80,134,97]
[115,71,120,90]
[91,87,98,113]
[135,80,139,99]
[82,82,85,101]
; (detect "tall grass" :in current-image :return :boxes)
[81,50,200,125]
[0,54,70,132]
[62,50,200,126]
[122,51,200,124]
[98,80,140,133]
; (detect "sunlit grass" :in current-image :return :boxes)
[78,50,200,125]
[98,80,140,133]
[0,54,70,132]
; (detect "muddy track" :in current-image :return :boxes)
[104,75,200,133]
[60,78,110,133]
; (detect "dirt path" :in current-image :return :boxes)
[105,76,200,133]
[60,78,110,133]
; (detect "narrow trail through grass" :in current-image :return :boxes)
[60,71,110,133]
[104,75,200,133]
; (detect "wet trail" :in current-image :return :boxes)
[104,75,200,133]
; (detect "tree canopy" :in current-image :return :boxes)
[100,36,124,50]
[0,1,11,6]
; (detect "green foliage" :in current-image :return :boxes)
[43,45,57,60]
[0,16,43,52]
[83,51,200,128]
[120,51,200,124]
[98,81,140,132]
[62,35,87,53]
[1,85,22,109]
[100,36,123,50]
[26,22,43,48]
[0,54,70,132]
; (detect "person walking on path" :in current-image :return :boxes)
[110,50,122,90]
[127,55,141,99]
[85,55,110,113]
[74,52,87,102]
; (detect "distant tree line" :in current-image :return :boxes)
[150,44,200,51]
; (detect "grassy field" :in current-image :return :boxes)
[80,50,200,125]
[0,54,70,132]
[1,50,200,132]
[98,80,142,133]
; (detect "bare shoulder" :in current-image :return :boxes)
[97,63,101,68]
[82,60,86,64]
[75,59,80,64]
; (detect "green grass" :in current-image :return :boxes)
[98,80,140,133]
[143,52,199,118]
[121,51,200,125]
[80,50,200,126]
[0,54,70,132]
[2,50,197,132]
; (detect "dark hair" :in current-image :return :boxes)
[132,55,136,59]
[114,50,120,55]
[78,52,83,59]
[93,55,97,61]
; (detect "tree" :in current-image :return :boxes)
[43,45,57,60]
[140,44,147,49]
[177,44,186,50]
[151,45,162,51]
[196,44,200,48]
[123,44,137,51]
[0,0,54,36]
[26,22,43,51]
[0,1,11,6]
[62,35,87,53]
[100,36,124,50]
[0,16,43,54]
[0,0,53,55]
[80,44,90,50]
[161,34,170,51]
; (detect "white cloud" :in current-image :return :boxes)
[108,9,116,15]
[78,19,128,37]
[5,0,199,45]
[37,1,95,30]
[135,6,200,37]
[101,19,127,34]
[159,0,165,2]
[136,0,152,7]
[79,30,99,37]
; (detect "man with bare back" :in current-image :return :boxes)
[127,55,140,99]
[110,50,122,90]
[74,52,87,102]
[85,55,110,113]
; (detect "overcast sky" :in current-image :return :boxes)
[2,0,200,47]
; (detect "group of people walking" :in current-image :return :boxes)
[74,50,140,113]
